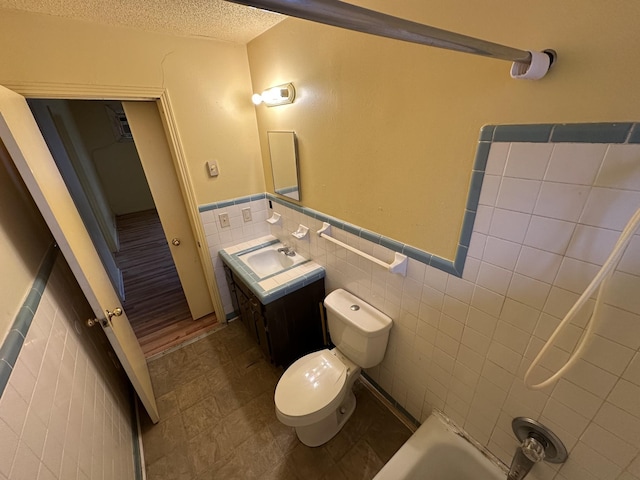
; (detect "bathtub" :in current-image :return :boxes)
[374,413,507,480]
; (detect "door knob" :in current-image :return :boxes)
[172,238,181,246]
[106,307,123,320]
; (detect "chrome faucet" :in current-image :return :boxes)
[277,244,296,256]
[508,418,568,480]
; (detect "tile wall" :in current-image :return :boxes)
[202,128,640,480]
[199,195,271,318]
[0,255,137,480]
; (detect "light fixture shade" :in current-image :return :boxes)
[252,83,295,107]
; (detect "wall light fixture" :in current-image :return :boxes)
[252,83,296,107]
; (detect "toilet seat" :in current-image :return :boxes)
[275,349,348,427]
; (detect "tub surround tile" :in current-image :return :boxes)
[198,123,640,480]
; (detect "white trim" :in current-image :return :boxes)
[6,81,225,324]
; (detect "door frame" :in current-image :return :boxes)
[6,82,225,325]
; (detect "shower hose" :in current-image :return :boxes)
[525,206,640,390]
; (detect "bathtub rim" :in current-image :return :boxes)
[373,410,508,479]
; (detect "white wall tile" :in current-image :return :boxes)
[505,143,553,180]
[628,455,640,478]
[534,182,591,223]
[479,174,501,206]
[605,271,640,315]
[545,143,607,185]
[0,259,135,480]
[582,335,634,376]
[477,262,512,295]
[507,273,551,310]
[489,208,531,244]
[555,257,600,294]
[483,236,521,270]
[496,177,541,213]
[516,246,563,284]
[594,402,640,447]
[0,418,18,478]
[542,398,590,440]
[619,235,640,276]
[500,299,540,334]
[551,379,603,419]
[622,353,640,386]
[580,187,640,231]
[566,225,620,266]
[581,423,637,469]
[445,275,474,304]
[596,144,640,191]
[563,442,622,480]
[607,380,640,418]
[564,359,618,399]
[471,286,505,318]
[485,143,510,175]
[595,305,640,350]
[524,215,576,255]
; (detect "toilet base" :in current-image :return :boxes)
[295,391,357,447]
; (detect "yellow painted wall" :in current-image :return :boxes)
[68,100,156,215]
[247,0,640,258]
[0,140,52,337]
[0,9,265,206]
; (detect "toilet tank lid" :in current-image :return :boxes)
[324,289,393,336]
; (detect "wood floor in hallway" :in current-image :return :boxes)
[115,209,217,357]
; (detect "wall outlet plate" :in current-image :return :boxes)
[218,213,230,228]
[242,207,252,222]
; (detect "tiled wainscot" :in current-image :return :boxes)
[201,123,640,480]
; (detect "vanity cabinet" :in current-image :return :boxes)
[223,264,326,367]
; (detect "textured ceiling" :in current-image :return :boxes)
[0,0,285,44]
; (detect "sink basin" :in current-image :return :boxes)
[238,243,307,278]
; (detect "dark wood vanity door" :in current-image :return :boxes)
[222,264,325,367]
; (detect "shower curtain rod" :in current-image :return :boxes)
[227,0,556,79]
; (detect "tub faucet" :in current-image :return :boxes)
[508,418,568,480]
[508,435,546,480]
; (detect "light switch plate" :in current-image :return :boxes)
[207,160,219,177]
[242,207,252,222]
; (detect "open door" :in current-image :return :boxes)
[123,101,214,319]
[0,85,160,423]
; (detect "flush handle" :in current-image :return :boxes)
[172,238,181,246]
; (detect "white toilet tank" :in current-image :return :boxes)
[324,289,393,368]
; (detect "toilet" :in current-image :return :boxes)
[274,288,393,447]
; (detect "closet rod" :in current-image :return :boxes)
[226,0,556,77]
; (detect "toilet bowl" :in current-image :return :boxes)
[274,289,393,447]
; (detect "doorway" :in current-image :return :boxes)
[28,98,218,356]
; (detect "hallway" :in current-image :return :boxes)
[115,209,217,356]
[140,321,413,479]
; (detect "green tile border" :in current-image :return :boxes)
[0,242,58,398]
[131,389,143,480]
[485,122,639,144]
[198,193,266,213]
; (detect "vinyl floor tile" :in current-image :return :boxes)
[141,320,412,480]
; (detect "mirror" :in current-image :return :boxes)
[268,131,300,200]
